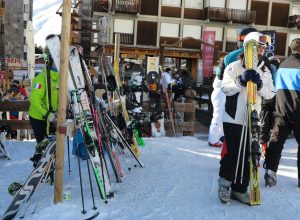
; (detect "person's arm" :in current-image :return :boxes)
[221,61,243,96]
[257,67,275,100]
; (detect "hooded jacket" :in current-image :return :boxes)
[29,67,59,120]
[221,59,275,125]
[275,54,300,121]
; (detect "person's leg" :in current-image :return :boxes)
[265,117,290,173]
[29,116,47,143]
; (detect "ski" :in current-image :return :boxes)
[244,40,261,206]
[84,211,100,220]
[2,139,56,220]
[0,140,11,160]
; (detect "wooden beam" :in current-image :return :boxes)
[0,100,30,112]
[0,120,31,130]
[54,0,71,204]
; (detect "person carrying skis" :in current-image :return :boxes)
[208,27,257,148]
[264,38,300,187]
[28,47,59,166]
[218,32,275,204]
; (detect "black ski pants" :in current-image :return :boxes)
[29,116,47,144]
[219,122,250,193]
[265,116,300,179]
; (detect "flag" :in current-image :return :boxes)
[34,83,42,89]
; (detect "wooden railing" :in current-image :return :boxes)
[93,0,109,12]
[113,0,140,14]
[204,7,256,24]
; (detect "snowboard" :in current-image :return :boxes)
[146,71,165,137]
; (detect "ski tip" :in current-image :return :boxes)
[84,212,100,220]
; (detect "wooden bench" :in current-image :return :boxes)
[193,77,214,111]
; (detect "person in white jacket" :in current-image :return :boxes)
[218,32,275,204]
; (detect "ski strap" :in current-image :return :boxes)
[46,57,53,113]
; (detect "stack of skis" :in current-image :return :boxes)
[2,34,145,220]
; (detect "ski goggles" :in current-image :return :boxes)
[258,35,271,46]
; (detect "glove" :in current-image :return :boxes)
[46,112,56,123]
[252,71,263,90]
[238,69,256,86]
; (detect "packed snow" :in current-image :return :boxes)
[1,135,300,220]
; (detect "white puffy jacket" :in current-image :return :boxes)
[221,59,275,126]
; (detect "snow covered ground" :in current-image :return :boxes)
[1,135,300,220]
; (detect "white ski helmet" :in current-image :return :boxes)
[243,32,270,48]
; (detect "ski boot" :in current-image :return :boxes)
[218,177,231,204]
[8,182,23,196]
[264,169,277,187]
[230,190,250,204]
[30,139,50,167]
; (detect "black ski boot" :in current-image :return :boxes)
[264,170,277,187]
[30,138,51,167]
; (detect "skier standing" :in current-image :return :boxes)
[208,28,257,148]
[28,48,59,166]
[264,38,300,187]
[218,32,275,204]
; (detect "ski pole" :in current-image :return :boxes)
[234,104,248,184]
[72,91,87,214]
[31,157,56,214]
[67,135,71,174]
[240,103,250,184]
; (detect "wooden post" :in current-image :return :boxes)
[54,0,71,204]
[183,88,196,136]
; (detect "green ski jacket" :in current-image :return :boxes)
[29,67,59,120]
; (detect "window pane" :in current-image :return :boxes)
[162,0,181,7]
[114,19,134,34]
[160,23,179,37]
[228,0,247,10]
[185,0,203,9]
[226,28,237,42]
[183,25,201,39]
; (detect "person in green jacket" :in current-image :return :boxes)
[29,48,59,142]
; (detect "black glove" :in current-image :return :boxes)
[238,69,256,87]
[252,71,263,90]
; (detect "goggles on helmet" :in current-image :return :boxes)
[258,35,271,46]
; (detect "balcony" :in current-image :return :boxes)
[114,33,134,45]
[113,0,140,14]
[204,7,256,24]
[93,0,109,12]
[231,9,256,24]
[288,15,300,29]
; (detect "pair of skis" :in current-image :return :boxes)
[244,40,261,206]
